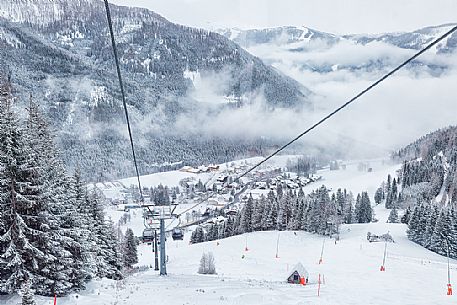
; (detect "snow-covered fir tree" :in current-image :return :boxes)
[191,185,360,244]
[190,227,205,244]
[387,206,399,223]
[240,194,254,233]
[20,281,37,305]
[429,208,454,256]
[198,252,216,275]
[87,189,123,280]
[123,228,138,269]
[0,80,107,296]
[354,192,372,223]
[374,187,384,205]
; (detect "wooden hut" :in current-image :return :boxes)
[286,263,309,285]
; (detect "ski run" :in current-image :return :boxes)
[2,158,456,305]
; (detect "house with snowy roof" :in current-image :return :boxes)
[286,263,309,285]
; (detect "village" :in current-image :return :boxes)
[91,156,324,233]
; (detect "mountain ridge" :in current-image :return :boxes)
[0,0,312,181]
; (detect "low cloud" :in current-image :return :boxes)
[165,38,457,160]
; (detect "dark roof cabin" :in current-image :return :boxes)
[287,263,309,285]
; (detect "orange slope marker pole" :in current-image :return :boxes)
[318,273,321,296]
[380,242,387,271]
[275,233,280,258]
[446,240,453,295]
[319,239,325,264]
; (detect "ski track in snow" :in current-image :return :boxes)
[3,158,457,305]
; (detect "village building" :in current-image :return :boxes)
[286,263,309,285]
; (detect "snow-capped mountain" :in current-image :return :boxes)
[0,0,312,181]
[217,26,340,48]
[219,24,457,53]
[218,24,457,75]
[346,23,457,53]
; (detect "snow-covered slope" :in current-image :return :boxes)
[6,214,456,305]
[4,157,456,305]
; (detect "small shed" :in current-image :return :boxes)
[287,263,309,285]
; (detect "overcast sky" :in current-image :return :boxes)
[110,0,457,34]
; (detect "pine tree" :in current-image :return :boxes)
[224,217,234,238]
[25,100,91,295]
[343,192,354,224]
[401,206,412,224]
[277,192,292,231]
[260,197,272,230]
[206,224,218,241]
[71,169,97,280]
[392,178,398,200]
[240,194,254,233]
[217,222,225,240]
[387,206,399,223]
[289,198,304,230]
[423,205,438,249]
[307,190,322,233]
[374,187,383,205]
[252,195,265,231]
[387,174,392,194]
[430,208,453,256]
[354,193,363,223]
[276,183,283,199]
[407,204,426,245]
[335,189,345,216]
[20,281,37,305]
[0,91,47,294]
[123,228,138,269]
[191,226,205,244]
[385,191,393,209]
[361,192,373,223]
[301,199,313,231]
[355,192,372,223]
[198,252,216,274]
[0,85,99,295]
[449,207,457,258]
[87,189,123,280]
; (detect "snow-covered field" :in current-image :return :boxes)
[308,158,400,195]
[7,213,456,305]
[119,156,267,189]
[4,157,456,305]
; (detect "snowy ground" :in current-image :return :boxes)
[7,214,457,305]
[119,156,267,189]
[4,157,456,305]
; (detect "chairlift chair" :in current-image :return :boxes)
[172,228,184,240]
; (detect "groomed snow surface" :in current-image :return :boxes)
[6,217,456,305]
[3,158,457,305]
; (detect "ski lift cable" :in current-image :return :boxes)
[175,193,212,218]
[235,25,457,180]
[174,24,457,218]
[103,0,144,200]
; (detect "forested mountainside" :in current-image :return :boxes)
[373,126,457,258]
[393,126,457,203]
[0,0,311,181]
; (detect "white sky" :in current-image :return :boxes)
[110,0,457,34]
